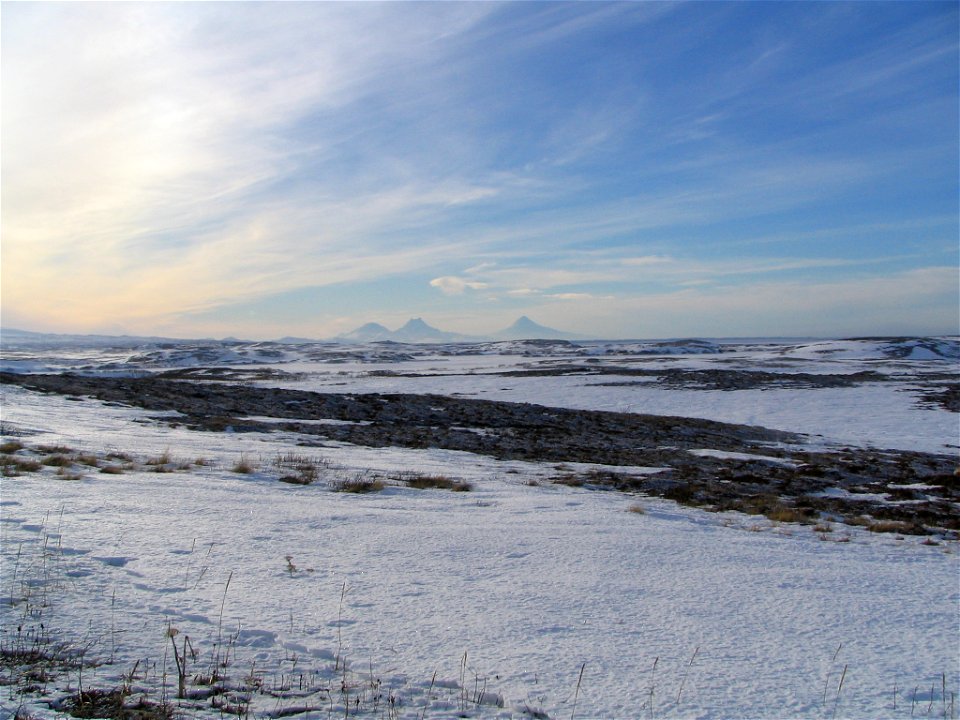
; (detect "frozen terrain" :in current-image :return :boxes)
[0,336,957,719]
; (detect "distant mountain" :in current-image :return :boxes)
[391,318,470,343]
[335,316,578,343]
[494,316,579,340]
[335,322,395,342]
[338,318,479,344]
[0,327,206,348]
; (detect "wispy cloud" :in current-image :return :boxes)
[2,2,955,338]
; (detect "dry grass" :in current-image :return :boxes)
[766,506,811,524]
[62,688,173,720]
[145,449,173,471]
[0,440,24,453]
[627,503,646,514]
[231,455,255,474]
[274,452,327,485]
[867,519,919,534]
[37,444,73,455]
[401,472,472,491]
[1,456,42,474]
[333,474,386,494]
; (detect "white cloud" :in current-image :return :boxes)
[429,276,489,295]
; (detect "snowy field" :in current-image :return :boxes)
[1,336,958,719]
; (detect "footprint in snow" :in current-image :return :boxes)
[235,628,277,648]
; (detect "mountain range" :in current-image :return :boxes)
[1,316,579,346]
[335,316,578,343]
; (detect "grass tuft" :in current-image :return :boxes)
[1,456,42,474]
[62,687,173,720]
[333,474,386,494]
[273,452,326,485]
[0,440,24,453]
[231,454,255,474]
[145,449,172,467]
[37,444,73,455]
[400,472,473,491]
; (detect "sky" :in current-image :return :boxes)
[2,1,958,341]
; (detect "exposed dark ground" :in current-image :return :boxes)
[2,371,957,536]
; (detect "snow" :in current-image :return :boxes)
[813,487,891,503]
[687,449,799,467]
[1,338,958,719]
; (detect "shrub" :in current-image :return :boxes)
[333,474,385,493]
[628,503,646,514]
[403,473,455,489]
[766,506,811,524]
[232,455,255,474]
[401,473,473,491]
[0,440,24,454]
[1,456,41,473]
[41,455,73,468]
[867,520,923,535]
[146,450,173,469]
[274,452,325,485]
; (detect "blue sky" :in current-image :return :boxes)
[2,1,957,339]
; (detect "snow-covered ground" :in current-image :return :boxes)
[1,337,958,719]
